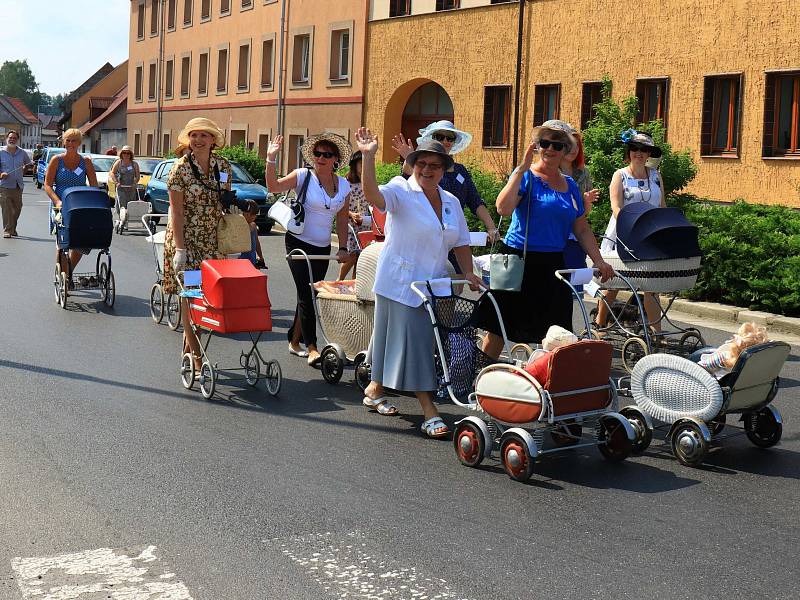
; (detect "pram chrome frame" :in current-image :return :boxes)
[176,271,282,400]
[114,184,151,234]
[143,214,181,329]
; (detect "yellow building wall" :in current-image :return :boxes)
[72,62,129,128]
[365,0,800,207]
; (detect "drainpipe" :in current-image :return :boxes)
[512,0,526,167]
[155,0,166,155]
[276,0,289,167]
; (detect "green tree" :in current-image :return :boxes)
[581,78,698,231]
[0,60,43,112]
[216,143,265,181]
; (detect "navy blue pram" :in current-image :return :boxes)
[615,203,701,262]
[53,186,115,309]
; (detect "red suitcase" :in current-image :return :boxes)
[190,259,271,334]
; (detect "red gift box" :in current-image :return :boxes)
[190,259,271,333]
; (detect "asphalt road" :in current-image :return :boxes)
[1,185,798,600]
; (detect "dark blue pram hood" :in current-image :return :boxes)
[616,202,700,261]
[60,186,112,211]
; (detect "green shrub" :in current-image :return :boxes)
[582,78,698,233]
[216,143,265,182]
[374,161,402,184]
[674,195,800,316]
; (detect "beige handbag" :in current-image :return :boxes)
[217,213,252,255]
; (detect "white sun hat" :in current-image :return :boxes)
[416,120,473,155]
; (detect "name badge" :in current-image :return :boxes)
[219,172,229,183]
[73,167,83,176]
[126,165,133,171]
[455,173,465,184]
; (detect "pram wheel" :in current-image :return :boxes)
[199,361,216,399]
[622,337,648,373]
[454,421,487,467]
[500,433,535,482]
[670,422,708,466]
[620,406,653,454]
[244,352,260,387]
[103,270,115,307]
[597,417,633,462]
[679,329,705,354]
[264,360,282,396]
[550,421,583,447]
[320,346,344,384]
[744,406,782,448]
[353,352,371,392]
[150,283,164,323]
[708,413,726,436]
[509,343,534,363]
[166,294,181,330]
[53,265,62,304]
[180,353,195,390]
[58,272,68,309]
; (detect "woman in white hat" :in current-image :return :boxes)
[110,145,140,227]
[355,127,481,439]
[265,133,352,367]
[392,121,500,258]
[594,130,666,335]
[163,117,233,369]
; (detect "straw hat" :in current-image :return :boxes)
[406,139,455,171]
[532,120,577,153]
[177,117,225,148]
[417,120,472,155]
[301,132,352,166]
[119,145,134,157]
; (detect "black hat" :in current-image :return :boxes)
[406,139,455,171]
[349,150,362,166]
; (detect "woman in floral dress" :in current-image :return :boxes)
[163,118,232,367]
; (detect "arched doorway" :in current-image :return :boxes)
[401,82,454,146]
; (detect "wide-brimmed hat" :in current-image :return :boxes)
[301,132,352,166]
[119,145,134,157]
[532,120,577,153]
[406,139,455,171]
[177,117,225,148]
[625,131,662,158]
[417,120,472,155]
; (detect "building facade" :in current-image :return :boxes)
[366,0,800,207]
[0,97,40,148]
[128,0,367,170]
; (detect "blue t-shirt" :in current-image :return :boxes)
[504,170,584,252]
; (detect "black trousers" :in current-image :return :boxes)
[285,232,330,347]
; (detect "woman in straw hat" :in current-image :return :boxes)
[265,132,352,367]
[110,145,140,228]
[163,117,233,369]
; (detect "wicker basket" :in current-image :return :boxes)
[598,255,701,293]
[317,292,374,358]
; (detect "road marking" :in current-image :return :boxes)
[11,545,192,599]
[280,531,468,600]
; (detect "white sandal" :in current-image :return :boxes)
[362,396,399,416]
[420,416,449,439]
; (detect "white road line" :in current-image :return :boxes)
[280,531,469,600]
[11,545,192,599]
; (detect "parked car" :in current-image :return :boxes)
[88,155,119,192]
[35,147,66,188]
[144,159,276,234]
[107,156,162,200]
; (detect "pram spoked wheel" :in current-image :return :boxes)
[620,406,653,454]
[353,352,371,392]
[454,421,487,467]
[180,353,195,390]
[166,294,181,330]
[264,360,282,396]
[199,361,216,399]
[242,351,260,387]
[744,406,782,448]
[53,265,63,304]
[549,421,583,447]
[597,417,633,462]
[320,345,345,384]
[622,336,649,373]
[670,421,708,466]
[500,432,535,482]
[150,283,164,323]
[679,329,705,354]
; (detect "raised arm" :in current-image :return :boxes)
[496,141,536,216]
[264,135,299,193]
[354,127,386,212]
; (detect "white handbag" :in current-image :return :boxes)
[268,168,311,235]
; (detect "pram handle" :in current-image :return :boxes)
[287,254,341,261]
[141,213,162,237]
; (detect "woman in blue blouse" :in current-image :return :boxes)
[480,121,613,359]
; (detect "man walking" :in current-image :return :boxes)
[0,131,32,238]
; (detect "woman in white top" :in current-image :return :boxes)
[356,128,482,439]
[266,133,351,367]
[595,131,666,333]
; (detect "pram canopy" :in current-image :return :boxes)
[616,203,700,262]
[57,186,113,250]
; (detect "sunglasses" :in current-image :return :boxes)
[538,139,566,151]
[628,143,652,153]
[313,149,337,159]
[415,160,444,171]
[432,133,456,143]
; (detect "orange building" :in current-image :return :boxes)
[366,0,800,207]
[128,0,368,171]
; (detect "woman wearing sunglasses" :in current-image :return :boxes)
[479,121,613,359]
[594,130,666,335]
[391,121,500,260]
[266,133,352,367]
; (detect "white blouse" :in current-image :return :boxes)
[293,169,350,248]
[373,175,471,308]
